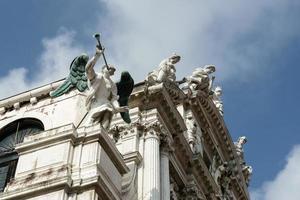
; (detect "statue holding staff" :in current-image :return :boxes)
[85,34,134,129]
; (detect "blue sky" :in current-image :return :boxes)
[0,0,300,199]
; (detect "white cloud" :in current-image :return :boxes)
[251,145,300,200]
[0,0,299,98]
[0,29,85,99]
[98,0,300,82]
[37,29,85,84]
[0,68,29,98]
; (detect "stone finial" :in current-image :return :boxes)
[146,53,181,85]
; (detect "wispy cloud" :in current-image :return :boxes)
[0,29,84,99]
[251,145,300,200]
[98,0,300,82]
[0,0,299,98]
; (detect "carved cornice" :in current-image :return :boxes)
[162,81,186,103]
[189,93,250,199]
[0,79,64,110]
[130,82,187,135]
[191,155,220,200]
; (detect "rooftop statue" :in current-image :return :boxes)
[50,55,89,97]
[85,35,134,129]
[234,136,247,165]
[242,165,253,186]
[185,116,197,152]
[214,161,236,200]
[187,65,215,92]
[146,54,181,85]
[212,86,224,115]
[49,34,134,129]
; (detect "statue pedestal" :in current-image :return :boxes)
[1,124,128,200]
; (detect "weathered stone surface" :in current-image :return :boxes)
[0,61,251,200]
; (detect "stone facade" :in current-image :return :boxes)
[0,64,251,200]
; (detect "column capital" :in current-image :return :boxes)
[108,122,142,142]
[160,135,174,154]
[142,121,167,140]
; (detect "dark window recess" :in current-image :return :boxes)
[0,118,44,192]
[0,160,17,191]
[203,151,211,170]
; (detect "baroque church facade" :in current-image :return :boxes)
[0,50,251,200]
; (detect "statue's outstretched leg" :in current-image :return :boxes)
[101,111,113,130]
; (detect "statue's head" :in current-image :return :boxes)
[214,86,222,96]
[169,54,181,64]
[238,136,247,145]
[203,65,216,74]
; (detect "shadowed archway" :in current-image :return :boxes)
[0,118,44,192]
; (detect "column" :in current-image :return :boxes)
[143,131,160,200]
[160,146,170,200]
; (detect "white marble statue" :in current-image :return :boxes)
[85,46,127,129]
[242,165,252,186]
[212,86,224,115]
[146,54,181,85]
[214,162,226,186]
[214,161,235,200]
[185,116,197,152]
[187,65,215,92]
[194,131,203,155]
[234,136,247,165]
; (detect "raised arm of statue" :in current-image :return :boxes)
[85,47,104,81]
[208,76,215,91]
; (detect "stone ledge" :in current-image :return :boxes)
[15,123,76,154]
[77,125,129,175]
[122,151,142,165]
[0,175,71,200]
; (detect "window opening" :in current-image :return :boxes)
[0,118,44,192]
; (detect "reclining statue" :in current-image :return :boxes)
[187,65,215,92]
[146,54,181,85]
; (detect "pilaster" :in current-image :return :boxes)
[143,128,160,200]
[160,136,173,200]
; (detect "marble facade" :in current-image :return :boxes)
[0,64,251,200]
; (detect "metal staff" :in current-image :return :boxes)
[94,33,109,70]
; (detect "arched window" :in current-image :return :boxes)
[0,118,44,192]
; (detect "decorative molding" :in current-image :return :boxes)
[189,94,250,199]
[0,80,64,109]
[122,151,142,165]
